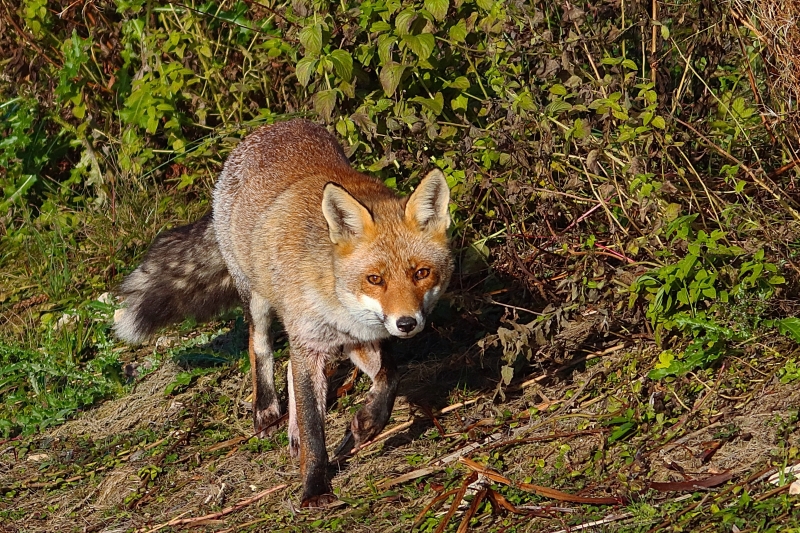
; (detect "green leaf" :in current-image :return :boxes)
[403,33,435,61]
[371,20,392,33]
[0,175,36,211]
[676,287,689,306]
[651,115,666,129]
[575,117,589,138]
[395,9,417,36]
[379,62,406,96]
[601,56,623,66]
[549,84,567,96]
[295,56,317,87]
[424,0,448,21]
[448,76,470,90]
[665,213,698,239]
[329,49,353,82]
[146,114,159,134]
[411,92,444,115]
[299,23,323,56]
[451,94,468,112]
[731,96,755,119]
[166,371,194,395]
[648,360,681,380]
[612,108,629,120]
[622,59,638,70]
[777,318,800,343]
[449,19,467,42]
[609,421,636,442]
[544,99,572,116]
[377,33,397,65]
[653,350,675,370]
[313,89,338,121]
[747,263,763,281]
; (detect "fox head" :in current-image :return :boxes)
[322,169,454,339]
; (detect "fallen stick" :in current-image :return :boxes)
[138,483,288,533]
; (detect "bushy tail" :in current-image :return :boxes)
[113,212,240,344]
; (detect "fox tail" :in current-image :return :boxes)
[113,212,240,344]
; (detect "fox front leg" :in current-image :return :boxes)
[291,342,337,508]
[334,341,399,459]
[248,293,281,438]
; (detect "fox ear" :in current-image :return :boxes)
[322,183,374,243]
[405,169,451,233]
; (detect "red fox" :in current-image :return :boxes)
[114,119,453,507]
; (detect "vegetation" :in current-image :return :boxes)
[1,0,800,531]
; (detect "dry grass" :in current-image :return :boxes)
[739,0,800,128]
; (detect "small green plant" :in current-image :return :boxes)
[605,408,638,443]
[0,316,122,438]
[21,0,50,37]
[632,214,786,378]
[777,358,800,384]
[163,368,217,396]
[648,319,744,380]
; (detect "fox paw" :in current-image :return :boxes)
[301,492,339,508]
[351,406,389,447]
[288,433,300,459]
[253,403,281,438]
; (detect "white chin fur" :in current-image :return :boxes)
[386,326,422,338]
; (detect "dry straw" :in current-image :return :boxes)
[737,0,800,112]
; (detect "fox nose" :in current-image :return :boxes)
[396,316,418,333]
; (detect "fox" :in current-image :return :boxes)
[113,119,454,507]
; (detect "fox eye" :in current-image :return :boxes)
[367,274,383,285]
[414,268,431,281]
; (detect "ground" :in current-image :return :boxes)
[2,310,799,533]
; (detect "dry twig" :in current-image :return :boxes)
[137,484,288,533]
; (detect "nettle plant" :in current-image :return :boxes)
[631,214,787,379]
